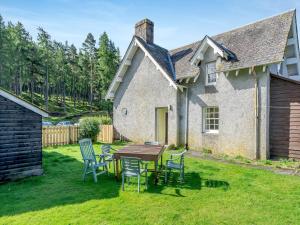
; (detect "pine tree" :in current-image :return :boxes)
[81,33,96,110]
[0,14,120,114]
[37,27,52,111]
[97,32,120,109]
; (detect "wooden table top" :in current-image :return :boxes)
[114,144,164,161]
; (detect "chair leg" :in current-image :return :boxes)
[122,173,125,191]
[165,168,167,183]
[92,168,98,183]
[138,175,140,193]
[145,171,148,190]
[82,162,88,181]
[105,164,109,175]
[112,159,115,175]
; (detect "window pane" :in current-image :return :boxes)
[208,73,216,83]
[204,107,219,132]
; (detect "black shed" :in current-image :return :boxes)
[0,88,48,182]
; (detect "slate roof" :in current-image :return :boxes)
[166,10,295,80]
[135,36,175,79]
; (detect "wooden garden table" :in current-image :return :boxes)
[114,144,165,184]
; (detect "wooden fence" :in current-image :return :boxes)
[42,125,113,147]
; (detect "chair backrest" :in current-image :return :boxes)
[121,157,141,174]
[144,141,159,146]
[101,144,111,154]
[79,138,97,163]
[179,150,187,166]
[173,150,187,166]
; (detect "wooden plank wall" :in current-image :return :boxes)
[42,125,113,147]
[97,125,114,143]
[0,95,43,182]
[270,75,300,159]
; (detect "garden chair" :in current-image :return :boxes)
[79,138,108,183]
[100,144,115,172]
[165,150,187,183]
[121,156,148,193]
[144,141,159,145]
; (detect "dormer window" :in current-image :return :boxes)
[206,62,217,86]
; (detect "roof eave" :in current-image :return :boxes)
[0,89,49,117]
[105,37,178,101]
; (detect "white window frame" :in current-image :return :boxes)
[205,61,217,86]
[203,106,219,133]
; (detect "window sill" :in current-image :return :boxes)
[205,83,216,87]
[203,131,219,135]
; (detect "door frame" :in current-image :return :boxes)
[155,107,168,145]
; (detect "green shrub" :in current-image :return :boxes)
[79,117,101,142]
[98,116,112,125]
[166,144,177,150]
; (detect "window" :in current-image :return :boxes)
[285,45,296,59]
[287,64,298,76]
[206,62,217,86]
[203,107,219,133]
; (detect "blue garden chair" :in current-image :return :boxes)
[100,144,115,173]
[121,156,148,193]
[79,138,108,183]
[165,150,187,183]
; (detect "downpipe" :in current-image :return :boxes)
[253,69,260,159]
[185,87,189,150]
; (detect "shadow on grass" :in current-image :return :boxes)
[0,151,121,217]
[147,170,230,197]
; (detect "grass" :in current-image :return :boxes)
[1,143,300,225]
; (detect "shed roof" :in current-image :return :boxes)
[0,88,49,117]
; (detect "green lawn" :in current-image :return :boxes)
[1,143,300,225]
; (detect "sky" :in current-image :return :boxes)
[0,0,300,56]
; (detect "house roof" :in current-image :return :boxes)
[169,9,295,79]
[107,10,296,99]
[135,36,175,79]
[0,87,49,117]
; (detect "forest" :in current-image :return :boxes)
[0,14,120,116]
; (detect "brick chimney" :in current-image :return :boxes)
[135,19,154,44]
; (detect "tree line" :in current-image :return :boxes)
[0,14,120,114]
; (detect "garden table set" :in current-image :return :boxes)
[79,139,186,192]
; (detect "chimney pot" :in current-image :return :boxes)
[135,18,154,44]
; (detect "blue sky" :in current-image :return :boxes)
[0,0,299,55]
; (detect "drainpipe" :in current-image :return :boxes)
[184,87,189,150]
[178,85,189,150]
[253,68,260,159]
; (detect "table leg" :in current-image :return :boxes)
[154,160,158,185]
[115,159,119,180]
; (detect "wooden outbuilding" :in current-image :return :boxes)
[0,88,48,182]
[270,75,300,159]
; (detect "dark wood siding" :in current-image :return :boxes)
[0,95,43,182]
[270,75,300,159]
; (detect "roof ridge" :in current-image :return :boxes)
[169,9,295,53]
[169,40,200,53]
[211,9,295,38]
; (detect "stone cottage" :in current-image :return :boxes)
[106,10,300,160]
